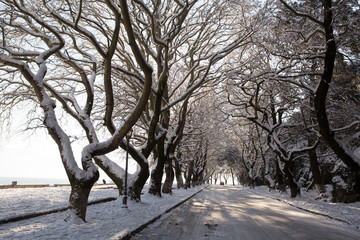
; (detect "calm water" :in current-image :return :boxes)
[0,177,69,185]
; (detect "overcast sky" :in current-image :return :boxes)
[0,120,136,181]
[0,128,66,179]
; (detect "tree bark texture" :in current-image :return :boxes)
[275,160,286,192]
[185,160,194,188]
[312,0,360,200]
[129,161,150,201]
[94,157,123,195]
[162,157,173,194]
[174,160,184,188]
[68,173,99,222]
[148,141,166,196]
[283,162,300,198]
[314,1,360,175]
[308,148,326,195]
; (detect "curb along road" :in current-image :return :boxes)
[0,197,117,225]
[120,185,209,240]
[246,188,351,226]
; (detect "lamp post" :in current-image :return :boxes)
[122,128,133,208]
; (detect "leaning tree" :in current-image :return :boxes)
[275,0,360,200]
[0,0,153,222]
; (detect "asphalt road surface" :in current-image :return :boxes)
[131,185,360,240]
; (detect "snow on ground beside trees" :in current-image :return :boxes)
[0,185,204,239]
[0,185,117,220]
[0,185,359,239]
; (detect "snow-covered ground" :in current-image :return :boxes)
[246,185,360,231]
[0,184,359,239]
[0,185,204,239]
[0,185,118,220]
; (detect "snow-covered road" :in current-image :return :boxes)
[131,186,360,240]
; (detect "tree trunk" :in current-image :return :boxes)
[174,160,184,188]
[275,160,286,192]
[67,173,99,222]
[148,158,164,196]
[283,162,300,198]
[308,148,326,195]
[129,162,150,201]
[247,176,254,189]
[314,0,360,196]
[94,156,123,195]
[192,173,198,187]
[149,141,166,196]
[42,98,100,222]
[119,138,152,201]
[162,157,173,194]
[198,172,204,185]
[185,160,194,188]
[231,169,235,185]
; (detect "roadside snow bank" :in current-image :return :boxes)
[246,186,360,230]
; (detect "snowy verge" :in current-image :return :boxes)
[245,185,360,231]
[0,197,117,225]
[0,185,206,240]
[0,185,119,221]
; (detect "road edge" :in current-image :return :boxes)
[120,185,209,240]
[245,188,351,226]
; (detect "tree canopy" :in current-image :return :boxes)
[1,0,359,222]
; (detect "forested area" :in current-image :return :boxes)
[0,0,359,223]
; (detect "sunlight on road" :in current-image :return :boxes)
[131,186,360,240]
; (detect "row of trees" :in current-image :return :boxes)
[0,0,257,222]
[216,0,360,202]
[1,0,359,223]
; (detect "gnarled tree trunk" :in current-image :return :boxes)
[162,157,173,194]
[308,147,326,195]
[67,173,99,222]
[174,160,184,188]
[185,160,194,188]
[275,159,286,192]
[283,162,300,198]
[313,0,360,200]
[129,161,150,201]
[148,140,166,196]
